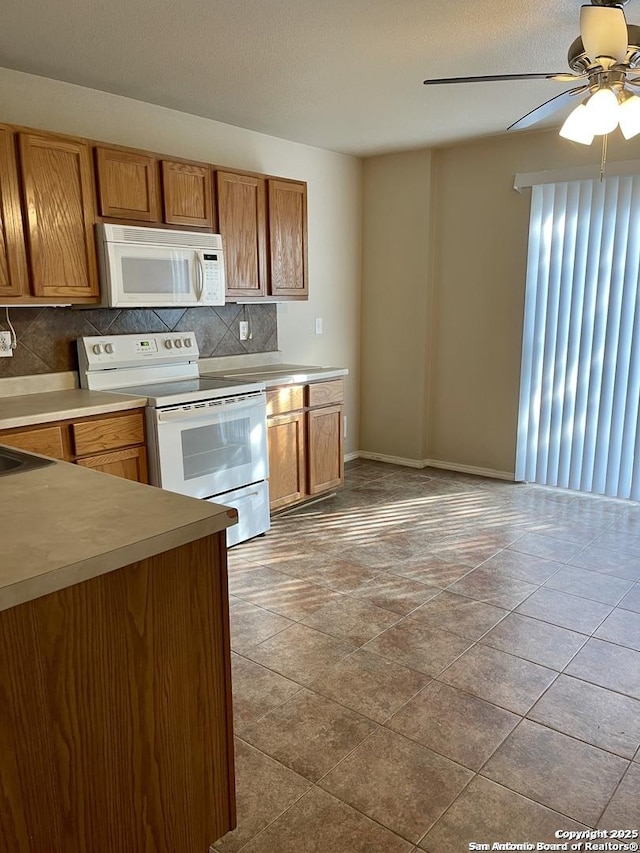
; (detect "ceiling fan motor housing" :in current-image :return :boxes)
[568,24,640,71]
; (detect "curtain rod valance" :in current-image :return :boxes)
[514,159,640,192]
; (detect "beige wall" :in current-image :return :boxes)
[360,150,434,461]
[0,67,362,453]
[362,129,638,474]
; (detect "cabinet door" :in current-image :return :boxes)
[268,179,308,299]
[162,161,213,228]
[307,405,343,495]
[19,132,99,300]
[216,171,267,298]
[267,412,306,510]
[95,147,161,222]
[76,446,148,483]
[0,127,28,298]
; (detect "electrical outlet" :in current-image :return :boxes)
[315,317,323,335]
[0,331,13,358]
[239,321,249,341]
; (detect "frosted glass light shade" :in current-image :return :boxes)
[586,87,620,135]
[560,103,596,144]
[619,94,640,139]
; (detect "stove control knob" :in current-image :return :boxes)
[92,344,104,355]
[174,338,183,348]
[165,339,174,349]
[184,338,193,348]
[104,343,114,354]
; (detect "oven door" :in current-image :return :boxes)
[152,393,268,499]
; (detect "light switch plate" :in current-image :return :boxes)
[315,317,323,335]
[0,331,13,357]
[239,321,250,341]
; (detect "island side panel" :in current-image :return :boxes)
[0,532,235,853]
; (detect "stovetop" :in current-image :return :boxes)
[114,376,264,407]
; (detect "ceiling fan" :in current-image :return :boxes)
[423,0,640,144]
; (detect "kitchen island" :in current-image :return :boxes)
[0,455,238,852]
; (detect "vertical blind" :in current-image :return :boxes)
[516,175,640,500]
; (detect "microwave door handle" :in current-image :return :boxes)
[195,252,205,302]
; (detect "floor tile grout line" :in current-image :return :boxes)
[218,769,312,853]
[551,661,640,703]
[522,702,640,762]
[590,758,636,830]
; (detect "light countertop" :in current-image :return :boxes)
[0,457,237,612]
[0,389,148,430]
[201,363,348,388]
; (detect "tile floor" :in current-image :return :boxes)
[214,460,640,853]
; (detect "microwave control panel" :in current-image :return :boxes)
[201,252,225,303]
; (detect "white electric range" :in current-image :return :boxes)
[77,331,270,547]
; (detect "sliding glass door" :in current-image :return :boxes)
[516,175,640,500]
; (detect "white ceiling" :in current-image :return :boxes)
[0,0,601,155]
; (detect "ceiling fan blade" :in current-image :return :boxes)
[550,72,589,82]
[423,73,566,85]
[580,5,628,63]
[507,85,589,131]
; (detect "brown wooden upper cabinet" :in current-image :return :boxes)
[217,171,308,301]
[19,131,99,301]
[0,126,29,299]
[95,147,213,229]
[268,179,308,299]
[216,170,268,298]
[162,160,213,228]
[95,147,161,222]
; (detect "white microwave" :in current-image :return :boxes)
[97,223,226,307]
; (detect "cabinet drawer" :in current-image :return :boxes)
[71,412,145,456]
[0,425,67,460]
[307,379,344,408]
[266,385,304,416]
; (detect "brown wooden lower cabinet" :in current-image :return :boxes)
[0,409,148,484]
[267,411,306,510]
[266,378,344,512]
[0,533,235,852]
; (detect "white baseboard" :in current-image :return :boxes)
[356,451,425,469]
[425,459,515,482]
[351,451,514,481]
[344,451,361,463]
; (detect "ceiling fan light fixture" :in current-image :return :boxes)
[618,92,640,138]
[560,103,597,144]
[586,86,620,134]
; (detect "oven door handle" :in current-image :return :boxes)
[156,397,266,423]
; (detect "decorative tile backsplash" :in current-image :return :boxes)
[0,304,278,378]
